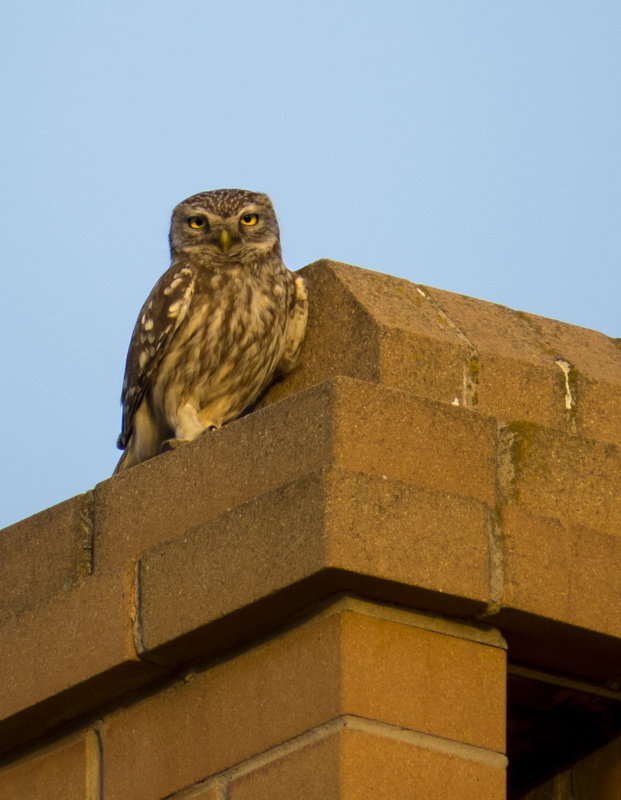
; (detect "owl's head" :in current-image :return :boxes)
[169,189,281,262]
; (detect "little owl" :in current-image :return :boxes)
[114,189,308,473]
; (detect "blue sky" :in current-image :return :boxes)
[2,1,620,528]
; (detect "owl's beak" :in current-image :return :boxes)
[218,229,232,253]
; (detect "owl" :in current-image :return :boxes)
[114,189,308,473]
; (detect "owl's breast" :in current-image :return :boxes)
[153,269,291,425]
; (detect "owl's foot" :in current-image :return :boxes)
[161,437,188,453]
[161,427,218,453]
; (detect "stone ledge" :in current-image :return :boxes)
[0,495,91,625]
[0,565,164,755]
[3,376,499,628]
[6,375,621,658]
[94,374,498,572]
[271,261,621,446]
[3,260,621,771]
[2,373,621,754]
[137,467,492,665]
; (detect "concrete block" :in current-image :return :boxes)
[96,375,497,571]
[521,310,621,446]
[265,260,472,407]
[229,727,506,800]
[332,377,498,506]
[0,732,99,800]
[138,469,491,665]
[0,566,161,754]
[0,494,91,624]
[94,379,336,569]
[424,287,566,428]
[505,422,621,536]
[102,603,505,800]
[227,732,339,800]
[502,507,621,639]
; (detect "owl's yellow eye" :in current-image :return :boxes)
[188,216,207,229]
[240,213,259,226]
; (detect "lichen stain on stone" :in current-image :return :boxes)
[506,421,537,469]
[78,490,95,578]
[463,352,480,407]
[498,420,541,501]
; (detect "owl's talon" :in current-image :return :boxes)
[161,437,185,452]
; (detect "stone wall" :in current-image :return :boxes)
[1,260,620,799]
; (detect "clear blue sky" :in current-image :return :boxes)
[2,1,620,528]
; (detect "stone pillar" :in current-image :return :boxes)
[101,599,507,799]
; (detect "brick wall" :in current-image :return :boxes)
[1,260,620,799]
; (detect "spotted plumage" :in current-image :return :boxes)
[115,189,307,473]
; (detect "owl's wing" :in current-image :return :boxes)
[277,274,308,375]
[117,264,196,449]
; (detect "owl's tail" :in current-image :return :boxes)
[113,447,132,475]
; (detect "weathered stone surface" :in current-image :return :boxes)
[503,421,621,536]
[423,286,567,428]
[137,469,492,665]
[264,260,471,408]
[102,602,506,800]
[2,259,621,796]
[516,309,621,446]
[0,494,90,625]
[95,376,498,576]
[228,727,506,800]
[227,733,340,800]
[0,566,161,754]
[502,506,621,639]
[265,262,621,446]
[331,377,497,506]
[94,379,336,569]
[0,732,99,800]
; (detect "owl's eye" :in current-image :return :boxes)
[188,216,207,229]
[240,213,259,226]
